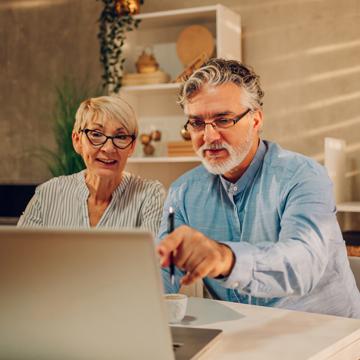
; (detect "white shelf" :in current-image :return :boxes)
[121,83,180,93]
[337,202,360,213]
[128,156,200,164]
[134,5,220,29]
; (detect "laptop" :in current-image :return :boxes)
[0,227,222,359]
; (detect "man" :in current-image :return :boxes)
[157,58,360,318]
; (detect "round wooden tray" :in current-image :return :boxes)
[176,25,214,67]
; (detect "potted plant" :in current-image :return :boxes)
[38,78,101,177]
[97,0,144,93]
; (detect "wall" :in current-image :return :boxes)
[1,0,359,208]
[0,0,102,184]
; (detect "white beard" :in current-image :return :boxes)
[196,124,254,175]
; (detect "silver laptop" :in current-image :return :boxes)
[0,227,221,359]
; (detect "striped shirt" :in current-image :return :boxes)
[18,171,165,235]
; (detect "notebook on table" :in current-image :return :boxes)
[0,227,222,359]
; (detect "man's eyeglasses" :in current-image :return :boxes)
[184,108,251,133]
[80,129,136,150]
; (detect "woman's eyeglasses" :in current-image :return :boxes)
[81,129,136,149]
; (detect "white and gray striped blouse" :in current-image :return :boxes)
[17,171,166,235]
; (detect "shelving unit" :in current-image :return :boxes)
[122,5,241,187]
[121,83,180,93]
[128,156,199,164]
[337,202,360,213]
[337,202,360,234]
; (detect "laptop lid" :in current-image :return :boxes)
[0,227,174,359]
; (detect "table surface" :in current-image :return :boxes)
[180,298,360,360]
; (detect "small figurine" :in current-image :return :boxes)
[180,128,191,141]
[123,49,170,86]
[136,50,159,74]
[151,130,162,141]
[140,129,162,156]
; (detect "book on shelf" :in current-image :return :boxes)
[167,141,196,157]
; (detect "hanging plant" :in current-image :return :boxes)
[97,0,143,93]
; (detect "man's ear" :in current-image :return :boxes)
[72,131,82,155]
[252,109,263,132]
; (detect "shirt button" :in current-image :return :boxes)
[233,186,238,192]
[232,282,239,289]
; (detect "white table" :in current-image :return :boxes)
[183,298,360,359]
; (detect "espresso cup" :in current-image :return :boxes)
[164,293,188,324]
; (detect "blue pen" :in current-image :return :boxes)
[168,207,175,286]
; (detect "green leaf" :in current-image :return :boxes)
[35,78,103,176]
[97,0,144,91]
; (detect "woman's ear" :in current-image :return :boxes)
[72,131,82,155]
[127,139,137,157]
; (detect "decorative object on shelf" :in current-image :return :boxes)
[167,141,195,157]
[140,129,162,156]
[180,128,191,141]
[123,49,170,86]
[115,0,140,15]
[176,25,215,67]
[174,24,214,83]
[136,49,159,73]
[122,71,170,86]
[175,52,209,83]
[97,0,144,93]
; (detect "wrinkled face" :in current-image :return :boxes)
[72,118,136,182]
[184,83,262,176]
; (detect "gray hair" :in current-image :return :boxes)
[73,95,138,136]
[178,58,264,110]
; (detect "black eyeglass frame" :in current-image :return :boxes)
[184,108,252,132]
[80,129,136,150]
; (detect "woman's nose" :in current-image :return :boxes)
[101,138,117,152]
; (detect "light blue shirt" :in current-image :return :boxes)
[158,140,360,318]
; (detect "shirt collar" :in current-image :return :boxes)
[113,172,131,197]
[77,170,130,199]
[220,140,266,196]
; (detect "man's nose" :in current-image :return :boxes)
[203,123,221,143]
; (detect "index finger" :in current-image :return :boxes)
[156,226,188,267]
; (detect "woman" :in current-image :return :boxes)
[18,95,165,234]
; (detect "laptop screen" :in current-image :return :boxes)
[0,227,175,359]
[0,227,222,359]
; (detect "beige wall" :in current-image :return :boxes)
[1,0,359,206]
[0,0,102,184]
